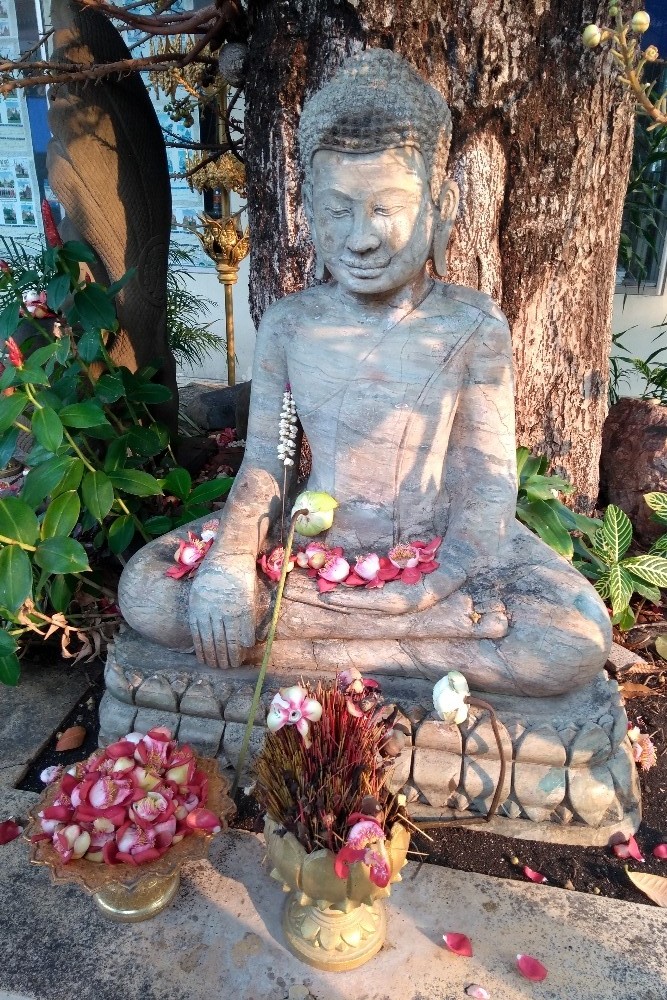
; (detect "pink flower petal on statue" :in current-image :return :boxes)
[653,843,667,859]
[523,866,548,884]
[346,698,364,717]
[418,536,442,560]
[443,933,473,957]
[516,955,548,981]
[166,563,194,579]
[364,576,385,588]
[612,835,645,862]
[400,565,423,584]
[365,848,391,888]
[342,572,368,587]
[419,559,439,574]
[388,543,419,569]
[0,819,22,845]
[346,819,385,849]
[465,986,490,999]
[317,577,338,593]
[355,553,381,581]
[319,554,350,583]
[377,564,400,581]
[259,546,295,583]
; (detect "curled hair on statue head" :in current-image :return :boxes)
[298,48,453,205]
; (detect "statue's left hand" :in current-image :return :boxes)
[316,561,466,615]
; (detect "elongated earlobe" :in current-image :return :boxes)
[314,251,325,281]
[432,178,459,278]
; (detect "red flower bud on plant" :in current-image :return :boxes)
[5,337,23,369]
[41,199,64,248]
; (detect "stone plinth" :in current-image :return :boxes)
[101,628,641,846]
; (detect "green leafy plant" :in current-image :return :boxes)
[572,504,667,630]
[617,116,667,288]
[166,245,226,368]
[609,323,667,406]
[646,491,667,554]
[0,240,232,686]
[515,447,600,560]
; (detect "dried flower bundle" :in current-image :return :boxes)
[254,676,400,854]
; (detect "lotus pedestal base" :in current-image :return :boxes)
[282,891,387,972]
[94,870,181,922]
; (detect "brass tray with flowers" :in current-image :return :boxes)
[25,727,236,921]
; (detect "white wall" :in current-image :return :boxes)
[175,256,257,386]
[612,286,667,397]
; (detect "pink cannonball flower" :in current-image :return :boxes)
[388,544,419,569]
[266,685,323,743]
[40,765,63,786]
[88,777,133,810]
[355,553,381,581]
[131,791,169,823]
[319,554,350,583]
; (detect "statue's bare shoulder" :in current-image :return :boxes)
[432,282,511,360]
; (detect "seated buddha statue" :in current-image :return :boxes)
[119,49,612,698]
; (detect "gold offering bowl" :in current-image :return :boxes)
[264,816,410,972]
[26,758,236,922]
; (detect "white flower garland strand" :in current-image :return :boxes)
[278,386,298,467]
[278,385,298,542]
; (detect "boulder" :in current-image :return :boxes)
[599,398,667,545]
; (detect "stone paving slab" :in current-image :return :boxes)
[0,804,666,1000]
[0,663,91,788]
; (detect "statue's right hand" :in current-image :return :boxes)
[188,553,257,668]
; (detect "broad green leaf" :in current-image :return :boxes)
[32,406,63,454]
[515,498,574,559]
[523,474,573,501]
[46,273,72,313]
[0,365,17,391]
[103,437,129,473]
[650,534,667,554]
[0,301,20,339]
[175,504,211,525]
[124,382,173,404]
[627,572,662,604]
[608,564,634,617]
[0,390,27,433]
[76,329,104,363]
[28,344,60,369]
[49,574,76,613]
[94,372,125,405]
[107,514,135,554]
[0,629,17,655]
[107,268,136,298]
[612,604,635,630]
[515,446,531,479]
[41,491,81,539]
[0,496,39,544]
[0,652,20,686]
[601,504,633,563]
[0,545,32,613]
[52,458,84,497]
[59,399,109,429]
[163,467,191,501]
[656,635,667,660]
[644,491,667,526]
[594,572,611,601]
[143,515,173,536]
[34,536,90,574]
[21,456,75,507]
[73,283,117,331]
[518,454,542,485]
[107,469,163,497]
[557,506,602,541]
[126,425,167,457]
[60,240,97,264]
[621,555,667,588]
[81,470,114,523]
[188,477,233,505]
[0,427,18,468]
[15,365,50,387]
[54,335,71,365]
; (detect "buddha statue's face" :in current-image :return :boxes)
[309,146,437,296]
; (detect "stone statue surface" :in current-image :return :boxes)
[120,50,611,698]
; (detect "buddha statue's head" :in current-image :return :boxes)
[299,49,458,294]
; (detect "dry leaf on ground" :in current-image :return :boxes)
[55,725,86,751]
[626,870,667,907]
[621,682,659,699]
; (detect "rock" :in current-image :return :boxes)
[182,381,251,433]
[599,397,667,545]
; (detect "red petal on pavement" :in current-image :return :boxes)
[516,955,547,981]
[612,835,645,862]
[378,565,400,581]
[653,843,667,859]
[523,865,548,884]
[0,819,22,845]
[443,933,473,957]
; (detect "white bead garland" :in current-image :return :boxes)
[278,385,298,467]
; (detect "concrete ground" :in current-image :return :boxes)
[1,663,666,1000]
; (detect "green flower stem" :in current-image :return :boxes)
[62,428,97,474]
[231,508,307,798]
[72,573,117,599]
[0,533,35,551]
[116,500,151,543]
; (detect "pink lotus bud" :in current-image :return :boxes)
[319,554,350,583]
[185,808,221,834]
[355,553,380,581]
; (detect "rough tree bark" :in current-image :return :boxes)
[244,0,634,508]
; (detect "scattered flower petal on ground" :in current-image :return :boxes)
[443,933,473,957]
[0,818,22,845]
[516,954,548,981]
[40,765,63,785]
[612,835,645,862]
[653,844,667,859]
[465,986,490,999]
[523,865,548,884]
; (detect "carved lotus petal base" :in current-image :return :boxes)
[94,870,180,922]
[282,891,387,972]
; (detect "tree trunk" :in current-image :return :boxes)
[244,0,634,508]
